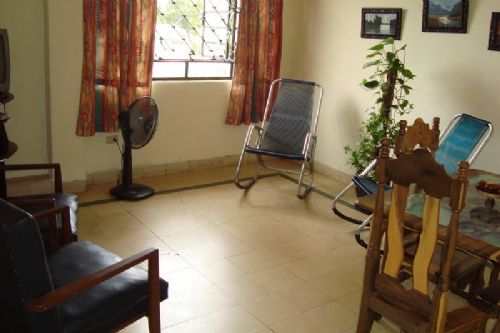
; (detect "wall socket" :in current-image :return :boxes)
[106,135,119,144]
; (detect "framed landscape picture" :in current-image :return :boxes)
[422,0,469,33]
[488,13,500,51]
[361,8,402,40]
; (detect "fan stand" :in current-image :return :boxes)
[110,115,154,200]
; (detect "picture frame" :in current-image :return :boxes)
[488,12,500,51]
[361,8,402,40]
[422,0,469,33]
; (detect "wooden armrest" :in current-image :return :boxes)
[25,248,160,313]
[2,163,62,193]
[8,197,56,209]
[32,205,72,250]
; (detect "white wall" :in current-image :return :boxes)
[0,0,48,168]
[300,0,500,174]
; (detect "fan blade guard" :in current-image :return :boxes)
[129,97,159,149]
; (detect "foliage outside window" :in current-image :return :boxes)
[153,0,239,80]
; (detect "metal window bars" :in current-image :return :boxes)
[155,0,239,63]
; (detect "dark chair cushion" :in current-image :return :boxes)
[48,241,168,333]
[15,193,78,239]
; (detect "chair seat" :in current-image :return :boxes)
[404,243,485,290]
[48,241,169,333]
[15,193,78,238]
[245,147,305,160]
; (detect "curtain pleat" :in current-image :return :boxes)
[77,0,157,136]
[225,0,283,125]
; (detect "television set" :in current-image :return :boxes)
[0,28,10,99]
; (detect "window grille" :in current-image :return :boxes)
[154,0,239,80]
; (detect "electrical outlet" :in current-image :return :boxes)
[106,135,119,144]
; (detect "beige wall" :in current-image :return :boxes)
[0,0,48,169]
[43,0,303,183]
[5,0,499,183]
[300,0,500,174]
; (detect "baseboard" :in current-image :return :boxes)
[76,154,252,192]
[7,156,351,196]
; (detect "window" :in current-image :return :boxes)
[153,0,239,80]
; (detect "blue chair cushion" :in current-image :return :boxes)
[245,146,306,161]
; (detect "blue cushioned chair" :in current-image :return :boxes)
[234,78,324,199]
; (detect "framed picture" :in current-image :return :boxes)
[361,8,402,40]
[488,12,500,51]
[422,0,469,33]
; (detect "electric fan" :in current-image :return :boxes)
[110,96,159,200]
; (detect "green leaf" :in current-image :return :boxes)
[369,43,384,51]
[363,60,381,68]
[400,100,409,109]
[366,51,382,58]
[402,85,412,94]
[401,69,415,79]
[386,52,396,63]
[383,37,395,45]
[362,80,379,89]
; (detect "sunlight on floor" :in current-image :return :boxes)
[76,165,431,333]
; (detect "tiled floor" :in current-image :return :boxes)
[75,164,468,333]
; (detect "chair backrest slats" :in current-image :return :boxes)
[260,80,316,155]
[383,184,408,279]
[412,194,440,294]
[396,118,440,156]
[361,138,470,331]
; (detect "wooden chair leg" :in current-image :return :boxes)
[356,303,376,333]
[148,250,161,333]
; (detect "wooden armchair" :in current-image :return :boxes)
[0,198,168,333]
[356,139,486,333]
[0,162,78,243]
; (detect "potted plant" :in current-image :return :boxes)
[344,37,416,175]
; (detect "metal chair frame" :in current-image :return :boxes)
[332,113,493,232]
[234,78,324,199]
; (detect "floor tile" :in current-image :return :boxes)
[75,165,397,333]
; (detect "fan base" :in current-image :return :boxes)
[110,183,154,201]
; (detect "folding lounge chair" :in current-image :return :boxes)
[332,113,493,225]
[234,78,324,199]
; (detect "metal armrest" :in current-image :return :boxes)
[25,247,160,316]
[2,163,63,193]
[244,124,264,148]
[299,133,318,163]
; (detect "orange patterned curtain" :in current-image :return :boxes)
[77,0,157,136]
[225,0,283,125]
